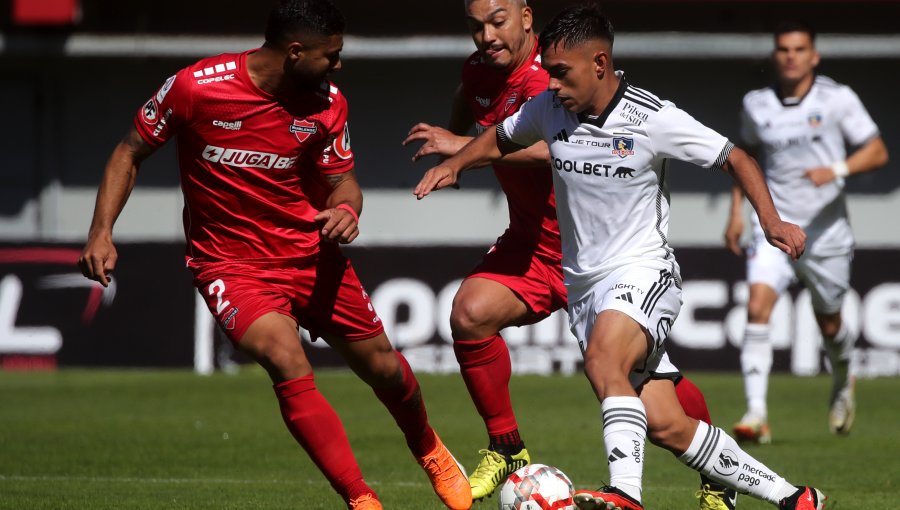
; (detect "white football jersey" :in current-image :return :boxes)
[500,72,732,302]
[740,75,879,254]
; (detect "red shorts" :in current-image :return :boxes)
[467,235,567,324]
[191,250,384,344]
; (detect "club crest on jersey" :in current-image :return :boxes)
[290,119,318,143]
[807,112,823,127]
[141,98,159,125]
[504,92,518,112]
[612,137,635,158]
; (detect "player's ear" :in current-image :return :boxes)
[286,41,305,62]
[593,51,608,77]
[521,6,533,33]
[811,49,821,68]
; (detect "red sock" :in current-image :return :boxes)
[675,376,712,425]
[274,374,375,502]
[372,351,437,457]
[453,335,518,436]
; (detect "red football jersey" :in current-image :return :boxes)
[461,39,560,261]
[134,50,354,264]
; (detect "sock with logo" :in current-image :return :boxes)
[674,378,728,492]
[602,396,646,503]
[372,351,437,458]
[274,374,375,502]
[741,323,772,417]
[823,319,853,396]
[453,335,519,438]
[679,420,797,503]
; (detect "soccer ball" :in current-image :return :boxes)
[498,464,575,510]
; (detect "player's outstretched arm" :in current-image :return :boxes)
[403,83,549,169]
[314,170,363,244]
[79,127,156,287]
[805,136,889,186]
[414,125,507,200]
[721,147,806,260]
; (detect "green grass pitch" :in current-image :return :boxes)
[0,368,897,509]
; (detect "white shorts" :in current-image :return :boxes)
[568,264,682,389]
[746,233,851,314]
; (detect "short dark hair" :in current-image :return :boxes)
[265,0,345,45]
[774,20,816,44]
[538,3,614,52]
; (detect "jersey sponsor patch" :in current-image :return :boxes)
[152,108,173,137]
[192,61,237,79]
[333,123,352,160]
[212,119,242,131]
[290,119,318,143]
[156,75,176,103]
[504,92,518,112]
[141,98,159,124]
[201,145,297,170]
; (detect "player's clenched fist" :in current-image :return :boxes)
[79,234,117,287]
[315,206,359,244]
[762,220,806,260]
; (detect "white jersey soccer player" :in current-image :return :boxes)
[729,23,889,445]
[741,75,879,256]
[502,70,733,304]
[498,71,735,385]
[415,6,825,509]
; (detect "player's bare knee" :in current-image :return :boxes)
[450,298,495,338]
[815,314,842,337]
[746,299,773,324]
[357,349,402,388]
[582,353,619,397]
[239,330,309,380]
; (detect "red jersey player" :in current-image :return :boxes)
[77,2,470,509]
[404,1,736,508]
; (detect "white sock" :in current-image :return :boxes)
[679,421,797,503]
[601,396,646,503]
[741,323,771,417]
[823,320,853,396]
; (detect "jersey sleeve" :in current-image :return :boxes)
[738,106,760,149]
[500,90,550,148]
[313,90,354,175]
[133,68,192,147]
[837,86,880,147]
[651,103,732,169]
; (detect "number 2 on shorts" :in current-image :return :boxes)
[208,279,231,314]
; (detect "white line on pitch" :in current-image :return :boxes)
[0,474,426,488]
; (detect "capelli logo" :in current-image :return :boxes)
[212,120,242,131]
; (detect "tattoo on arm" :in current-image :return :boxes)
[121,129,155,162]
[323,170,356,190]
